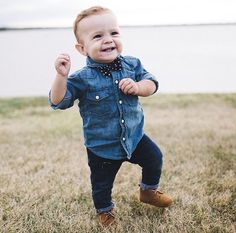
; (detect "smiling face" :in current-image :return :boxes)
[75,12,123,63]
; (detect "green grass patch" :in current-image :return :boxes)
[0,96,48,116]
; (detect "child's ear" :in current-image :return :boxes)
[75,43,87,56]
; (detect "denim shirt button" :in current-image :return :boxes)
[95,95,100,100]
[115,80,119,84]
[119,100,122,104]
[121,119,124,123]
[122,137,126,141]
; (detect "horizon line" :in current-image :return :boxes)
[1,22,236,31]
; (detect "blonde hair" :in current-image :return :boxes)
[73,6,112,42]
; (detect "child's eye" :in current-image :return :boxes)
[111,31,119,36]
[93,34,102,39]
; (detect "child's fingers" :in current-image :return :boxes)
[59,53,70,59]
[57,54,70,63]
[122,83,134,94]
[119,78,132,89]
[57,58,69,65]
[119,79,136,94]
[55,56,71,68]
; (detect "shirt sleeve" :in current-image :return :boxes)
[134,58,159,93]
[49,89,73,110]
[49,72,83,110]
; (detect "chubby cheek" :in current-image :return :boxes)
[117,41,123,54]
[88,44,100,56]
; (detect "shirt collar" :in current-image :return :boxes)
[86,55,123,68]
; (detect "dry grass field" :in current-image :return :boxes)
[0,94,236,233]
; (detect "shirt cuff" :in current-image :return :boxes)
[49,90,72,110]
[143,74,159,93]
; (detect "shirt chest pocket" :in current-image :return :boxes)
[84,89,113,117]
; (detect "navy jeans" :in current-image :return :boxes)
[87,134,163,213]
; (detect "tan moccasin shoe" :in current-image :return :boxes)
[140,188,173,207]
[97,209,116,227]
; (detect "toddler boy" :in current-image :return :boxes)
[49,6,172,227]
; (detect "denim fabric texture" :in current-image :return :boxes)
[87,134,163,213]
[49,55,159,160]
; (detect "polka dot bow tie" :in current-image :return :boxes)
[96,58,122,77]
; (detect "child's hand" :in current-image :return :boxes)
[55,53,71,77]
[119,78,139,95]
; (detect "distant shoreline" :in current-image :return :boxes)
[1,22,236,31]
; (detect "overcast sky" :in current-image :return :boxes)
[1,0,236,27]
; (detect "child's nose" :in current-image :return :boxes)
[103,35,113,43]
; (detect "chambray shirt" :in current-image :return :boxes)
[49,55,158,160]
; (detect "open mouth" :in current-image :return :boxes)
[101,47,115,52]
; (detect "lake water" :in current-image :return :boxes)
[0,24,236,97]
